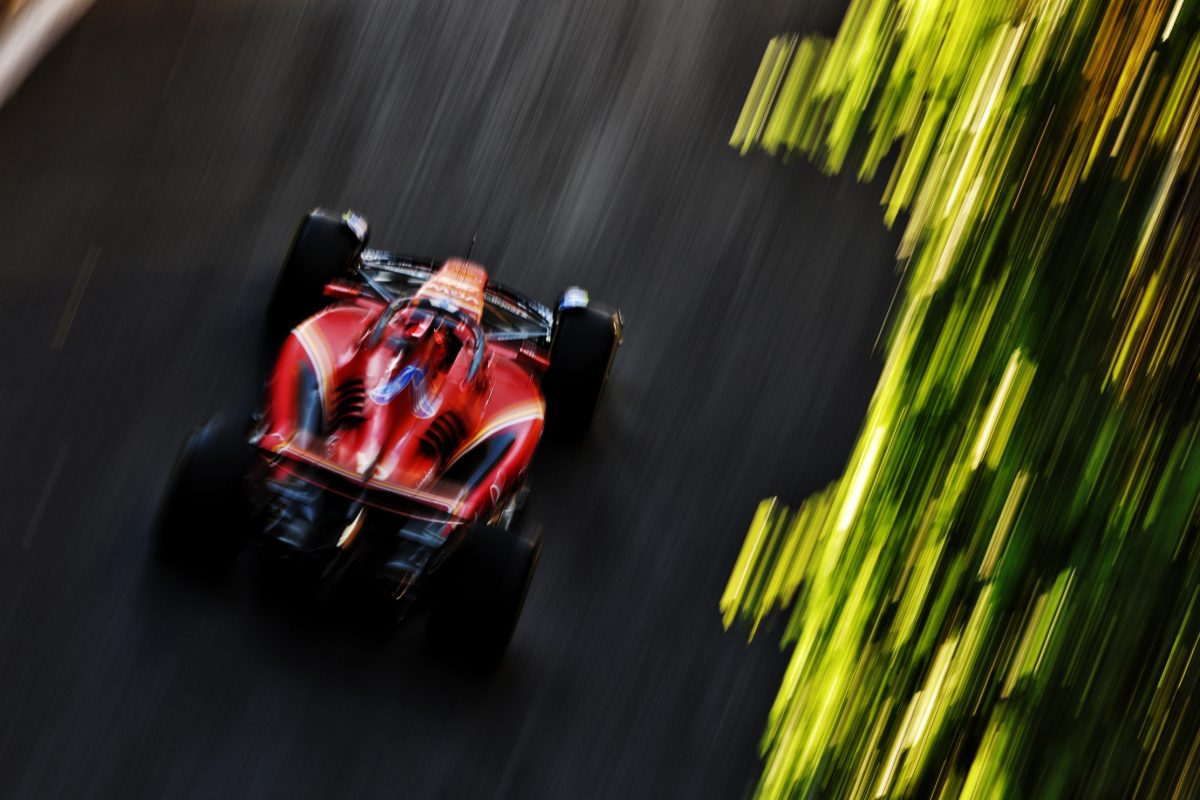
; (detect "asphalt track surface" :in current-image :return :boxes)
[0,1,901,797]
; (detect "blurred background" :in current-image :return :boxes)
[722,1,1200,798]
[0,0,901,797]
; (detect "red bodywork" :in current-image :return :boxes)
[258,260,545,531]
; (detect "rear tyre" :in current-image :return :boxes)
[424,522,541,669]
[542,296,621,440]
[267,209,368,343]
[156,416,254,572]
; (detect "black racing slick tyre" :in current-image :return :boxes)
[155,416,254,572]
[425,522,541,669]
[542,298,621,440]
[267,209,368,343]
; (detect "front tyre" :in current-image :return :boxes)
[542,289,621,440]
[424,521,541,669]
[266,209,368,343]
[156,416,254,572]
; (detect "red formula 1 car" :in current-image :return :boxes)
[156,209,622,665]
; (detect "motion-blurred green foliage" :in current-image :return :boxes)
[724,1,1200,797]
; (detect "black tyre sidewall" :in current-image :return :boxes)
[267,211,362,342]
[543,305,618,440]
[156,417,253,570]
[425,523,541,668]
